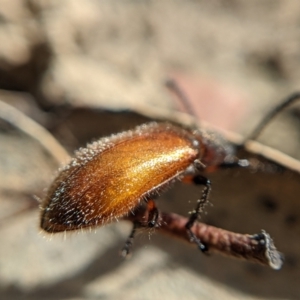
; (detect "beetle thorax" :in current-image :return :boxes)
[193,128,235,167]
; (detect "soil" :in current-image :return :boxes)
[0,1,300,299]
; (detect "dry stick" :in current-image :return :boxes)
[126,209,283,270]
[0,99,69,164]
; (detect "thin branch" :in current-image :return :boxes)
[0,99,69,164]
[125,209,283,270]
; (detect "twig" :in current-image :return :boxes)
[0,99,69,164]
[126,209,283,270]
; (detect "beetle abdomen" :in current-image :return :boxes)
[41,123,199,232]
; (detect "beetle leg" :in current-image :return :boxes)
[146,199,159,228]
[121,199,159,257]
[121,221,139,258]
[219,158,250,169]
[219,158,280,173]
[185,175,211,253]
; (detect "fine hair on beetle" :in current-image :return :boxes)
[40,80,300,258]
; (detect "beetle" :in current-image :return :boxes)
[40,82,300,256]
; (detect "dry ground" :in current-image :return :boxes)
[1,1,300,299]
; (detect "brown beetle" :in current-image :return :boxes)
[40,82,300,255]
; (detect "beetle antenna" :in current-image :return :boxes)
[244,92,300,143]
[165,78,198,122]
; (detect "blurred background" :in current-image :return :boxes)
[1,1,300,299]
